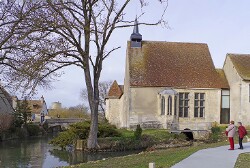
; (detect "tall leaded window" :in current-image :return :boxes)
[179,93,189,117]
[194,93,205,118]
[221,90,230,124]
[161,96,165,115]
[174,96,177,116]
[167,96,172,115]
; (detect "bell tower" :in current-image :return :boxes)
[130,18,142,48]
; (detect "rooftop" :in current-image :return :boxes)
[128,41,229,89]
[228,54,250,81]
[107,80,123,99]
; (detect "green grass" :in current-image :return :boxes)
[68,141,230,168]
[234,153,250,168]
[67,127,247,168]
[118,129,134,137]
[118,129,184,141]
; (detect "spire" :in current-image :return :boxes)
[130,17,142,48]
[133,17,139,34]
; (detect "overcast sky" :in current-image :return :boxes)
[38,0,250,108]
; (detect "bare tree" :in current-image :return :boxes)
[80,80,112,116]
[0,0,58,95]
[1,0,168,149]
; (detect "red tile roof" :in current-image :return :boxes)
[228,54,250,80]
[128,41,229,89]
[107,81,123,99]
[18,99,44,114]
[216,69,229,88]
[27,100,44,114]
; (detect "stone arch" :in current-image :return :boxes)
[181,128,194,141]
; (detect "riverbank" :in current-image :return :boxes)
[49,121,191,151]
[67,141,230,168]
[0,135,147,167]
[0,123,45,141]
[67,127,250,168]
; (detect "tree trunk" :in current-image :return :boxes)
[86,81,100,149]
[84,66,100,149]
[87,99,99,149]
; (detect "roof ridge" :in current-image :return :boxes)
[227,53,250,56]
[128,40,208,45]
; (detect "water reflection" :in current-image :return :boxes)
[0,135,142,168]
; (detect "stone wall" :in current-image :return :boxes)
[128,87,221,130]
[0,90,14,114]
[223,56,250,125]
[105,95,124,128]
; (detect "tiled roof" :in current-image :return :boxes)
[107,81,123,99]
[28,100,43,114]
[228,54,250,80]
[18,100,44,114]
[216,69,229,88]
[128,41,229,89]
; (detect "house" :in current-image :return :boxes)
[12,96,49,122]
[223,54,250,126]
[0,87,14,114]
[105,20,250,131]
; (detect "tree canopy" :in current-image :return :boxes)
[0,0,168,149]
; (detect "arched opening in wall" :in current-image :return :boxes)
[181,128,194,141]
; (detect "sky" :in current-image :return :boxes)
[38,0,250,108]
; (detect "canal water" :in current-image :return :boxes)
[0,135,141,168]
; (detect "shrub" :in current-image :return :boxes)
[98,123,121,138]
[211,126,221,134]
[16,127,28,138]
[209,126,223,142]
[27,124,41,136]
[50,121,121,149]
[134,124,142,140]
[209,132,219,142]
[69,121,90,139]
[49,130,77,149]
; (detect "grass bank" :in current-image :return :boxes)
[234,152,250,168]
[68,141,229,168]
[68,127,250,168]
[50,122,188,151]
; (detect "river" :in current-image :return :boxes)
[0,135,141,168]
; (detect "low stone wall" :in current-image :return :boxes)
[192,131,210,140]
[152,140,192,149]
[130,121,162,129]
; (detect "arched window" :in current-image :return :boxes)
[161,96,165,115]
[168,96,172,115]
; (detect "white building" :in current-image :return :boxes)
[105,21,250,130]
